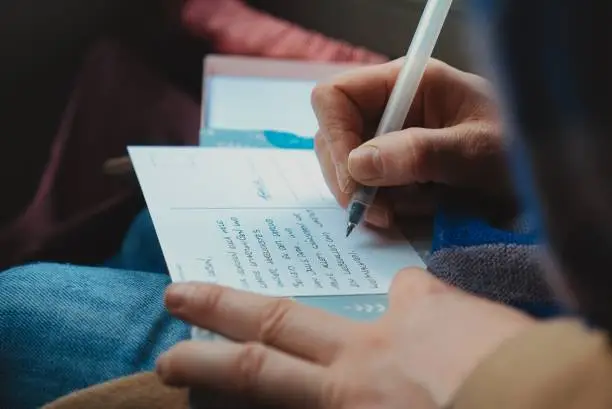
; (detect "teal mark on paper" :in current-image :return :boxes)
[294,294,388,322]
[200,128,314,150]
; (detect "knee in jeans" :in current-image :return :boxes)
[1,262,69,285]
[0,263,77,309]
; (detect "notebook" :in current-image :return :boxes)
[128,145,425,330]
[199,54,363,140]
[203,76,318,138]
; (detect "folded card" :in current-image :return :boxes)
[129,146,425,302]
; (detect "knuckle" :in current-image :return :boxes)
[323,119,351,146]
[158,341,193,383]
[320,376,348,408]
[404,135,431,182]
[314,130,327,157]
[158,353,179,382]
[358,325,392,351]
[394,267,429,287]
[311,87,352,146]
[311,82,334,111]
[454,121,501,165]
[257,298,294,344]
[194,284,224,314]
[464,130,488,160]
[233,343,268,393]
[391,268,449,300]
[424,58,447,78]
[419,59,447,91]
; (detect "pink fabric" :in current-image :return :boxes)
[0,2,386,269]
[182,0,387,63]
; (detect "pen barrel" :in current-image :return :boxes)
[376,0,453,137]
[470,0,612,329]
[352,185,379,206]
[347,185,378,226]
[349,0,453,230]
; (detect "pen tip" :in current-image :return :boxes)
[346,223,356,238]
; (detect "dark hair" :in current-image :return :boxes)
[471,0,612,332]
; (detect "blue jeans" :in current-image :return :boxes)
[0,211,190,409]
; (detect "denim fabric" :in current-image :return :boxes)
[105,209,168,274]
[0,263,190,409]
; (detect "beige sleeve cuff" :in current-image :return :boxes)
[451,319,612,409]
[43,372,188,409]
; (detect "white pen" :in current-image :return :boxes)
[346,0,454,237]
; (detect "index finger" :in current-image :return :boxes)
[165,283,354,364]
[311,59,405,193]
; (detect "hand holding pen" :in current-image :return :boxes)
[344,0,453,236]
[311,18,509,234]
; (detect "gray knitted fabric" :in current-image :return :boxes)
[427,244,554,305]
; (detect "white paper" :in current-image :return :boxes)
[129,147,425,297]
[205,76,318,137]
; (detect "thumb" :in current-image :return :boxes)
[347,121,502,187]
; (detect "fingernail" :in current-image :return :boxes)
[365,206,390,228]
[156,353,168,374]
[348,145,383,181]
[165,283,191,310]
[156,353,172,383]
[336,162,354,194]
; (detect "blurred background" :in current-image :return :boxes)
[0,0,471,267]
[248,0,470,67]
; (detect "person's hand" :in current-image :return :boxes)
[156,269,534,408]
[312,58,510,228]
